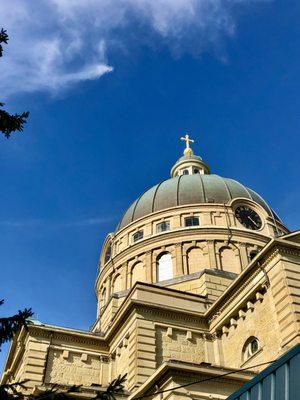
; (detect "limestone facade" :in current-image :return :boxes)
[2,143,299,400]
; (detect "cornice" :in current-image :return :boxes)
[28,326,109,350]
[277,244,300,258]
[137,304,207,326]
[98,283,208,341]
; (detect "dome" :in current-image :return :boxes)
[117,174,280,231]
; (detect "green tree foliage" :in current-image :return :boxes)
[0,300,126,399]
[0,300,33,348]
[0,29,29,138]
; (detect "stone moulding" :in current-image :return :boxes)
[29,326,109,349]
[95,226,271,287]
[138,305,206,326]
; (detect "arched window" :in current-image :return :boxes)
[219,246,241,274]
[187,247,206,274]
[194,169,200,174]
[157,253,173,282]
[243,337,260,362]
[113,274,123,293]
[131,262,146,286]
[104,244,112,264]
[183,169,189,175]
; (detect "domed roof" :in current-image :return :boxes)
[117,174,279,231]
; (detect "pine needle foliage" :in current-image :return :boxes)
[0,300,33,348]
[0,28,29,138]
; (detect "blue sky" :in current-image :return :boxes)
[1,0,300,369]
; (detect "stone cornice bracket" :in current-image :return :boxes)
[222,326,229,336]
[210,287,266,336]
[202,332,221,341]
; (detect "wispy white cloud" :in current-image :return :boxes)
[1,0,266,97]
[0,216,114,228]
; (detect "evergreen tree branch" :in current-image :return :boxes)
[0,105,30,138]
[0,28,29,138]
[0,299,33,349]
[0,28,9,57]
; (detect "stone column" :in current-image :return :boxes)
[239,243,249,269]
[125,261,130,289]
[208,240,217,269]
[107,273,112,299]
[152,253,157,283]
[145,251,153,283]
[182,247,188,275]
[175,243,184,276]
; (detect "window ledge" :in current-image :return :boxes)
[240,346,263,368]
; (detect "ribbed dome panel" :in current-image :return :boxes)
[133,184,159,221]
[117,175,278,230]
[178,175,205,205]
[153,179,178,212]
[224,178,252,199]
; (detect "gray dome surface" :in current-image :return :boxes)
[117,174,279,231]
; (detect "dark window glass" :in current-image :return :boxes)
[185,217,200,227]
[194,169,200,174]
[156,221,170,233]
[133,230,143,242]
[249,251,258,261]
[183,169,189,175]
[243,337,260,361]
[251,338,259,353]
[104,244,111,263]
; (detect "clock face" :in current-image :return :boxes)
[235,206,262,230]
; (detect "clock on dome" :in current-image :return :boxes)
[235,205,262,230]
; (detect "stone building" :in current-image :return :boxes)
[2,135,300,399]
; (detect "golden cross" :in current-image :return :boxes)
[180,134,194,150]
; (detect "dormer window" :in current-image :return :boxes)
[184,216,200,227]
[156,221,170,233]
[133,230,143,242]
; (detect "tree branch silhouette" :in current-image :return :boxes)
[0,28,29,138]
[0,299,126,399]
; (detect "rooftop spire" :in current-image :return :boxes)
[180,134,194,156]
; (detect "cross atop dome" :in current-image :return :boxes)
[180,134,194,156]
[170,132,210,177]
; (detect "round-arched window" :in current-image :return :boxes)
[243,337,260,361]
[183,169,189,175]
[157,252,173,282]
